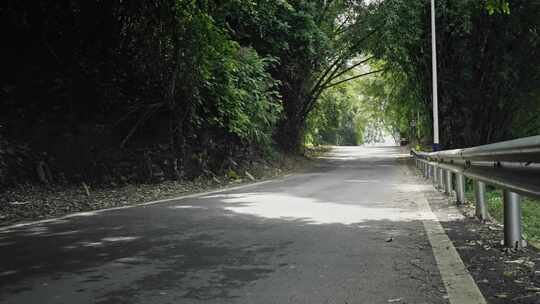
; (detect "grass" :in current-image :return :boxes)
[465,184,540,245]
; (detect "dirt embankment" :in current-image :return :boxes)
[0,150,322,227]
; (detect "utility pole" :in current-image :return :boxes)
[431,0,440,151]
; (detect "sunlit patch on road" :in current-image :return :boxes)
[343,179,381,183]
[169,205,207,210]
[209,192,436,225]
[0,270,19,277]
[102,236,140,242]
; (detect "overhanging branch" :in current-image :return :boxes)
[323,69,384,90]
[324,56,374,85]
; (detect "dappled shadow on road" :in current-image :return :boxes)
[0,212,449,304]
[0,186,451,304]
[0,146,451,304]
[0,208,291,303]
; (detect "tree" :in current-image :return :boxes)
[1,0,284,184]
[225,0,382,151]
[363,0,540,148]
[305,75,368,146]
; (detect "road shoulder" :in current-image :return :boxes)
[408,160,540,303]
[0,154,315,227]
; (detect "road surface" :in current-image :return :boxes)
[0,146,485,303]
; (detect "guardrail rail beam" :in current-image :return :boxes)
[411,135,540,249]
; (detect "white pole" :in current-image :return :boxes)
[431,0,440,149]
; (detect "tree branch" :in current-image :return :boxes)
[317,0,336,23]
[324,56,374,85]
[308,58,346,99]
[302,57,375,119]
[323,69,384,90]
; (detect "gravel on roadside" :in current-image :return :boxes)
[0,153,314,227]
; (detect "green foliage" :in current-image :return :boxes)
[216,47,282,147]
[146,0,286,155]
[487,192,540,244]
[466,188,540,244]
[225,0,378,151]
[6,0,538,186]
[1,0,286,183]
[486,0,510,15]
[306,84,364,146]
[364,0,540,148]
[227,169,240,180]
[305,69,398,146]
[354,66,429,145]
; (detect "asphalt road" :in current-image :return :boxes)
[0,146,483,303]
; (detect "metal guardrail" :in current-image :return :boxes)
[411,135,540,249]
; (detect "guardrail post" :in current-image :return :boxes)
[424,163,429,179]
[474,181,488,220]
[503,190,525,249]
[434,167,438,188]
[444,170,452,195]
[455,173,465,204]
[438,168,445,190]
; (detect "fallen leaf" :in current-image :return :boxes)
[245,171,256,181]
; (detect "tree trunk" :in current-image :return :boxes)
[276,117,305,153]
[275,86,309,153]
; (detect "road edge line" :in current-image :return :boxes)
[0,173,297,232]
[417,192,487,304]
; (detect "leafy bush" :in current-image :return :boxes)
[215,46,282,148]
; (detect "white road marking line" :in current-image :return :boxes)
[416,190,487,304]
[0,174,297,232]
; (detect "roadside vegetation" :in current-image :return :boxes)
[1,0,385,191]
[355,0,540,148]
[1,0,387,223]
[2,0,539,225]
[367,0,540,246]
[3,0,536,189]
[0,152,312,225]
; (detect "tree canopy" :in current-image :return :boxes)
[1,0,539,186]
[358,0,540,148]
[0,0,379,185]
